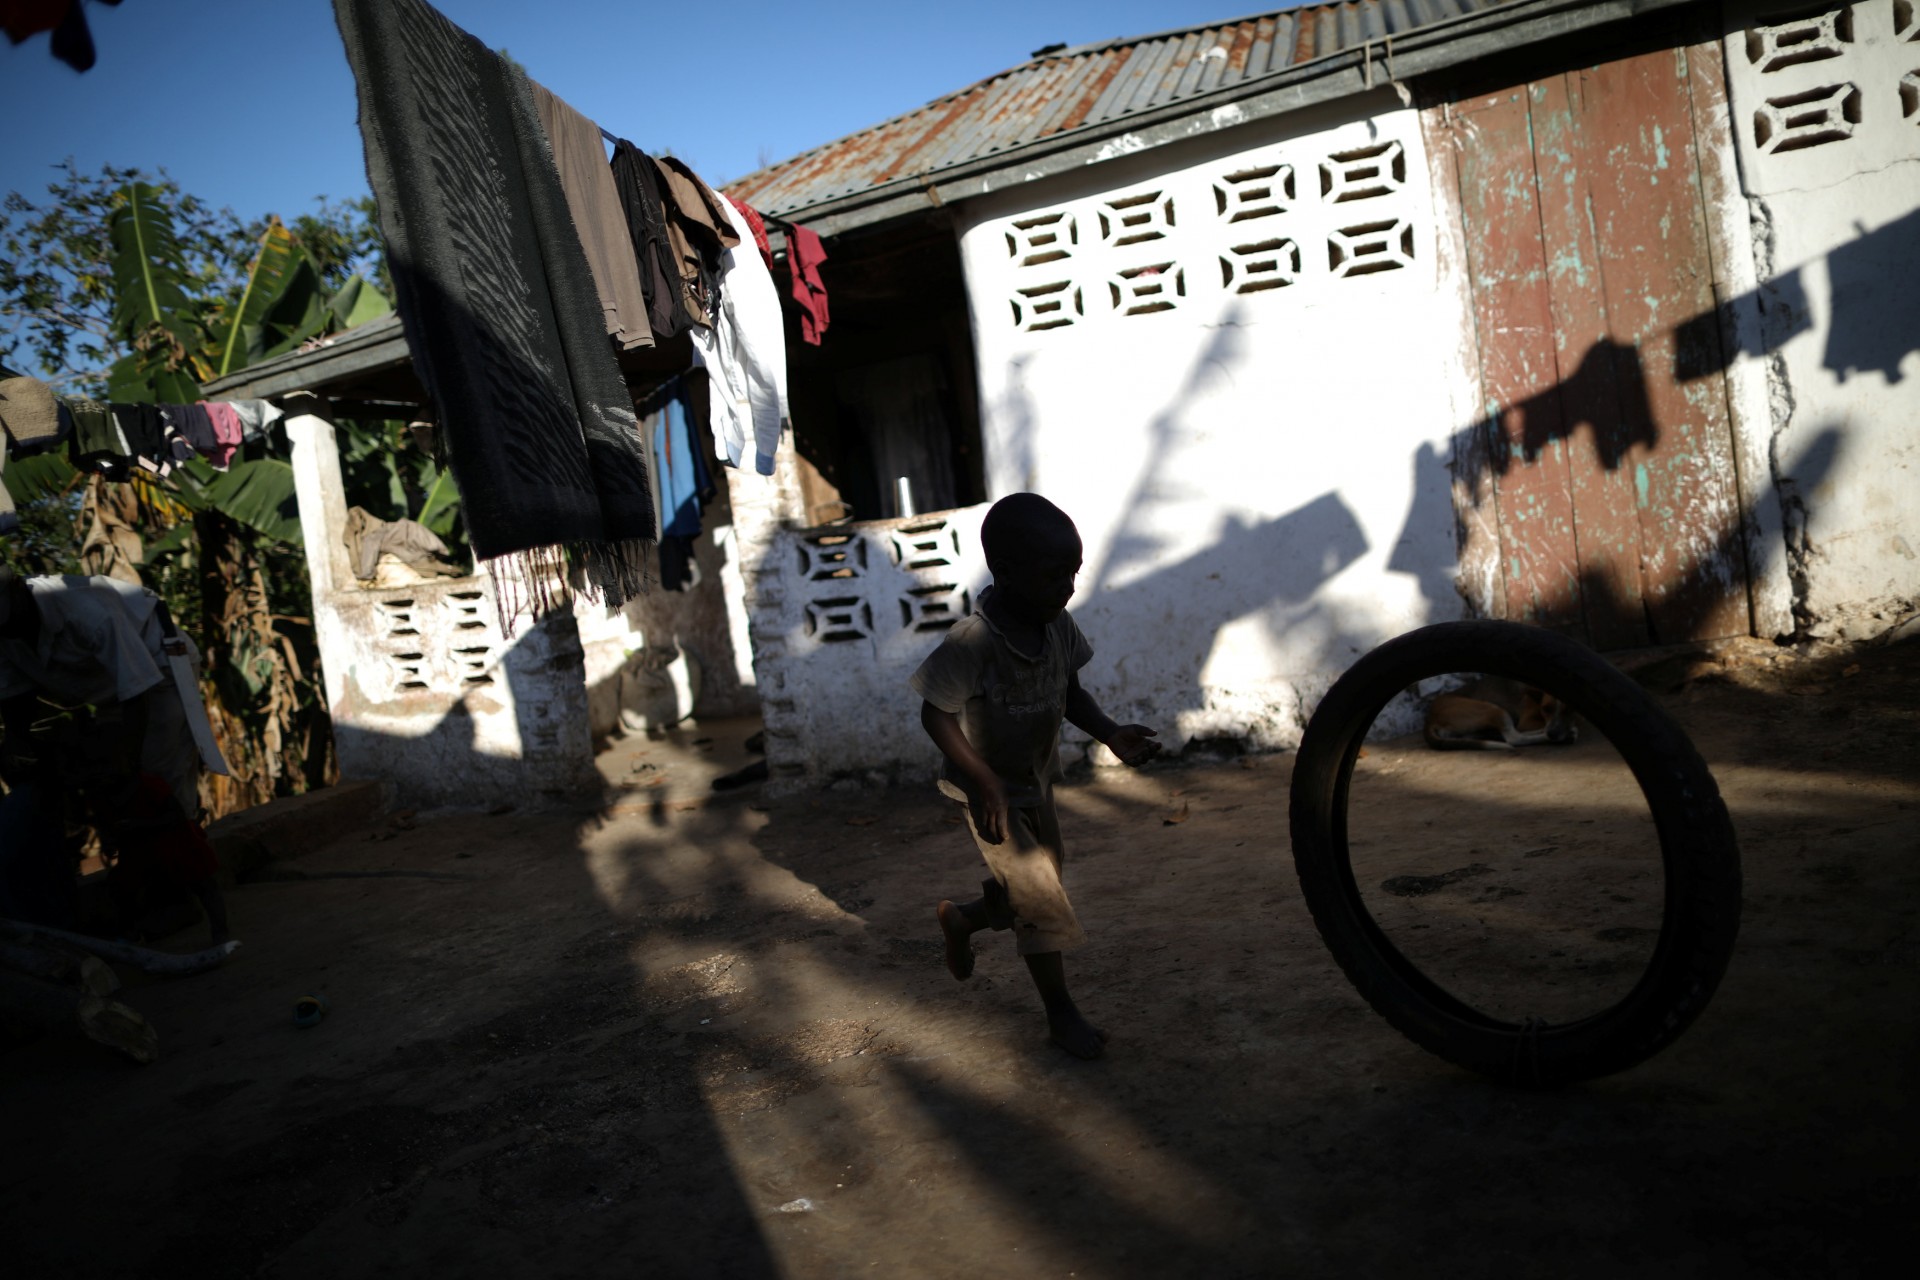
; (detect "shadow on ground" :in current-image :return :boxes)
[1,640,1915,1277]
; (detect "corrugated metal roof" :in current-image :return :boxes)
[727,0,1529,219]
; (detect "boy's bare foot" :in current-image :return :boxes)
[936,900,975,980]
[1048,1007,1106,1059]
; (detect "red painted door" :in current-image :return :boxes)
[1433,41,1752,648]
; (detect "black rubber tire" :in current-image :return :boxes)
[1289,619,1741,1086]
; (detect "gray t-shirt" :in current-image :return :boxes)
[908,591,1094,807]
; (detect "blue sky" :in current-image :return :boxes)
[2,0,1271,228]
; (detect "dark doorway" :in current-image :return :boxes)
[781,215,985,526]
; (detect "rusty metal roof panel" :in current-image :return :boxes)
[726,0,1542,218]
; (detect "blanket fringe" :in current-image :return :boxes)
[485,538,655,637]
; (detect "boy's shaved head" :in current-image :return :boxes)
[980,493,1076,567]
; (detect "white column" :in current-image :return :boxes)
[283,398,353,710]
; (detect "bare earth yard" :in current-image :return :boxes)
[4,638,1916,1278]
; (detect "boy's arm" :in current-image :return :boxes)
[1065,673,1160,766]
[919,700,1009,844]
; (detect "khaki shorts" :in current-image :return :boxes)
[963,797,1086,956]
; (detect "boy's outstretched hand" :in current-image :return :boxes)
[1105,724,1160,767]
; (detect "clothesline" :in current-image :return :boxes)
[332,0,839,622]
[1,375,286,535]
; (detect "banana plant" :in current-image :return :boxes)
[105,182,207,401]
[213,216,301,378]
[212,216,393,376]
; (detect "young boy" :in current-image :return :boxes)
[909,493,1159,1059]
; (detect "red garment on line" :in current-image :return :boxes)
[785,222,830,347]
[725,195,774,274]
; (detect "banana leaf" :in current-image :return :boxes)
[2,450,81,505]
[108,183,198,344]
[106,351,200,403]
[416,468,462,539]
[255,252,333,361]
[200,458,302,545]
[326,273,393,331]
[106,183,206,402]
[140,521,196,562]
[214,218,302,378]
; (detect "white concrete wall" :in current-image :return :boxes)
[955,95,1477,751]
[751,506,989,788]
[1723,0,1920,641]
[288,409,597,808]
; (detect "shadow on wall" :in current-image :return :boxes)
[1481,338,1661,479]
[1388,439,1466,618]
[330,597,598,810]
[1084,494,1371,742]
[1055,305,1383,746]
[1674,207,1920,387]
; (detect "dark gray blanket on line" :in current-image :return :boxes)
[332,0,655,612]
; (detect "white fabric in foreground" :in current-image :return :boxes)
[690,200,789,476]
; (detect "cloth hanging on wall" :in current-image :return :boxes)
[333,0,656,621]
[784,221,831,346]
[651,155,739,331]
[343,506,464,581]
[691,199,788,476]
[529,80,654,352]
[609,141,692,342]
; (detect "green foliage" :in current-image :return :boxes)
[214,217,300,377]
[105,181,210,402]
[2,475,85,578]
[335,418,468,557]
[1,162,254,396]
[2,449,80,506]
[416,468,463,540]
[1,161,387,395]
[197,459,303,545]
[2,164,405,815]
[326,273,391,332]
[290,195,389,298]
[2,450,86,575]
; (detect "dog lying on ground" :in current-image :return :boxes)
[1423,676,1578,751]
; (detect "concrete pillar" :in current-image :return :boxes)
[721,427,810,779]
[284,399,352,711]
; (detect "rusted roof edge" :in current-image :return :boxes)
[733,0,1703,236]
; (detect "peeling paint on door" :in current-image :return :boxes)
[1436,41,1753,648]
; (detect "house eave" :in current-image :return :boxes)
[752,0,1705,238]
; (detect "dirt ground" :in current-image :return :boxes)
[4,635,1915,1278]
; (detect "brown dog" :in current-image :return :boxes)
[1423,676,1578,751]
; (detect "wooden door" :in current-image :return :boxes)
[1433,40,1753,648]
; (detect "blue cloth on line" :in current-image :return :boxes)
[654,387,713,539]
